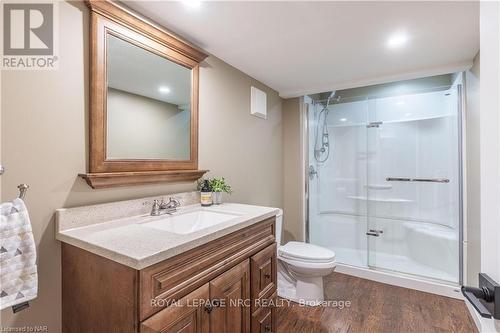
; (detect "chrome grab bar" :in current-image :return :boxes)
[386,177,450,183]
[412,178,450,183]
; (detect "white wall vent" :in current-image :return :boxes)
[250,86,267,119]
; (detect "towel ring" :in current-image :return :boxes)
[17,184,29,199]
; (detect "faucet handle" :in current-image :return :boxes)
[151,199,161,216]
[157,198,167,209]
[168,197,181,207]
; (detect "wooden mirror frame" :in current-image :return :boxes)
[81,0,208,188]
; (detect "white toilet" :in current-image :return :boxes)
[275,210,336,305]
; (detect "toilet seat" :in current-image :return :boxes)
[278,255,336,270]
[278,242,336,269]
[279,241,336,263]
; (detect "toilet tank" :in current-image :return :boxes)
[275,209,283,245]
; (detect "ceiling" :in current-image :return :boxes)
[125,1,479,98]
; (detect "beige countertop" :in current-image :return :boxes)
[56,196,279,270]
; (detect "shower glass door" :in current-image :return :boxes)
[365,87,461,283]
[307,74,463,285]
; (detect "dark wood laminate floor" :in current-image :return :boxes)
[276,273,477,333]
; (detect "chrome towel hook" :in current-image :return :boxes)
[17,184,29,199]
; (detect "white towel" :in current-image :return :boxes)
[0,198,37,310]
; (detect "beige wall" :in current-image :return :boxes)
[465,53,481,286]
[107,88,190,160]
[282,98,304,243]
[0,2,282,331]
[198,57,282,207]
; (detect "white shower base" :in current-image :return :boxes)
[335,263,463,299]
[333,247,457,283]
[309,214,460,289]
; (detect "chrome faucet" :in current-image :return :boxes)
[151,197,181,216]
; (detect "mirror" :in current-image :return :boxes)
[82,0,209,188]
[106,34,192,160]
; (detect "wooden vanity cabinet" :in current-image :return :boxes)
[62,217,277,333]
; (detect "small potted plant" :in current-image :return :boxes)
[209,177,232,205]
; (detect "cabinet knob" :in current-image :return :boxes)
[264,324,272,332]
[204,299,221,314]
[264,273,271,279]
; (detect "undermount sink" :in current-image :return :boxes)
[139,209,241,234]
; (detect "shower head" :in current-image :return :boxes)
[320,91,336,108]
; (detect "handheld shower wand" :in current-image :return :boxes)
[314,91,336,163]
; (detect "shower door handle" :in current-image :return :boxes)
[366,229,383,237]
[367,121,383,128]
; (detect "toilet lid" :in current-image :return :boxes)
[279,241,336,263]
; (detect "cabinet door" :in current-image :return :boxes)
[141,284,210,333]
[250,243,277,302]
[209,260,251,333]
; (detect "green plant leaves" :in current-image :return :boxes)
[197,177,232,194]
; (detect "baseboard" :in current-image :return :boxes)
[335,263,463,299]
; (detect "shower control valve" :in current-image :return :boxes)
[308,166,317,179]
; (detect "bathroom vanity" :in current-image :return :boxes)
[56,194,279,333]
[60,4,280,331]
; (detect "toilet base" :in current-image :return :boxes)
[277,264,327,306]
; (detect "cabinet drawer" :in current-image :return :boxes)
[140,217,275,320]
[251,293,277,333]
[141,284,210,333]
[250,243,277,302]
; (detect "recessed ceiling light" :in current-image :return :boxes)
[183,0,201,9]
[340,118,347,122]
[387,32,408,49]
[158,86,171,94]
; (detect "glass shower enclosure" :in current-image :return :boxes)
[307,75,462,284]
